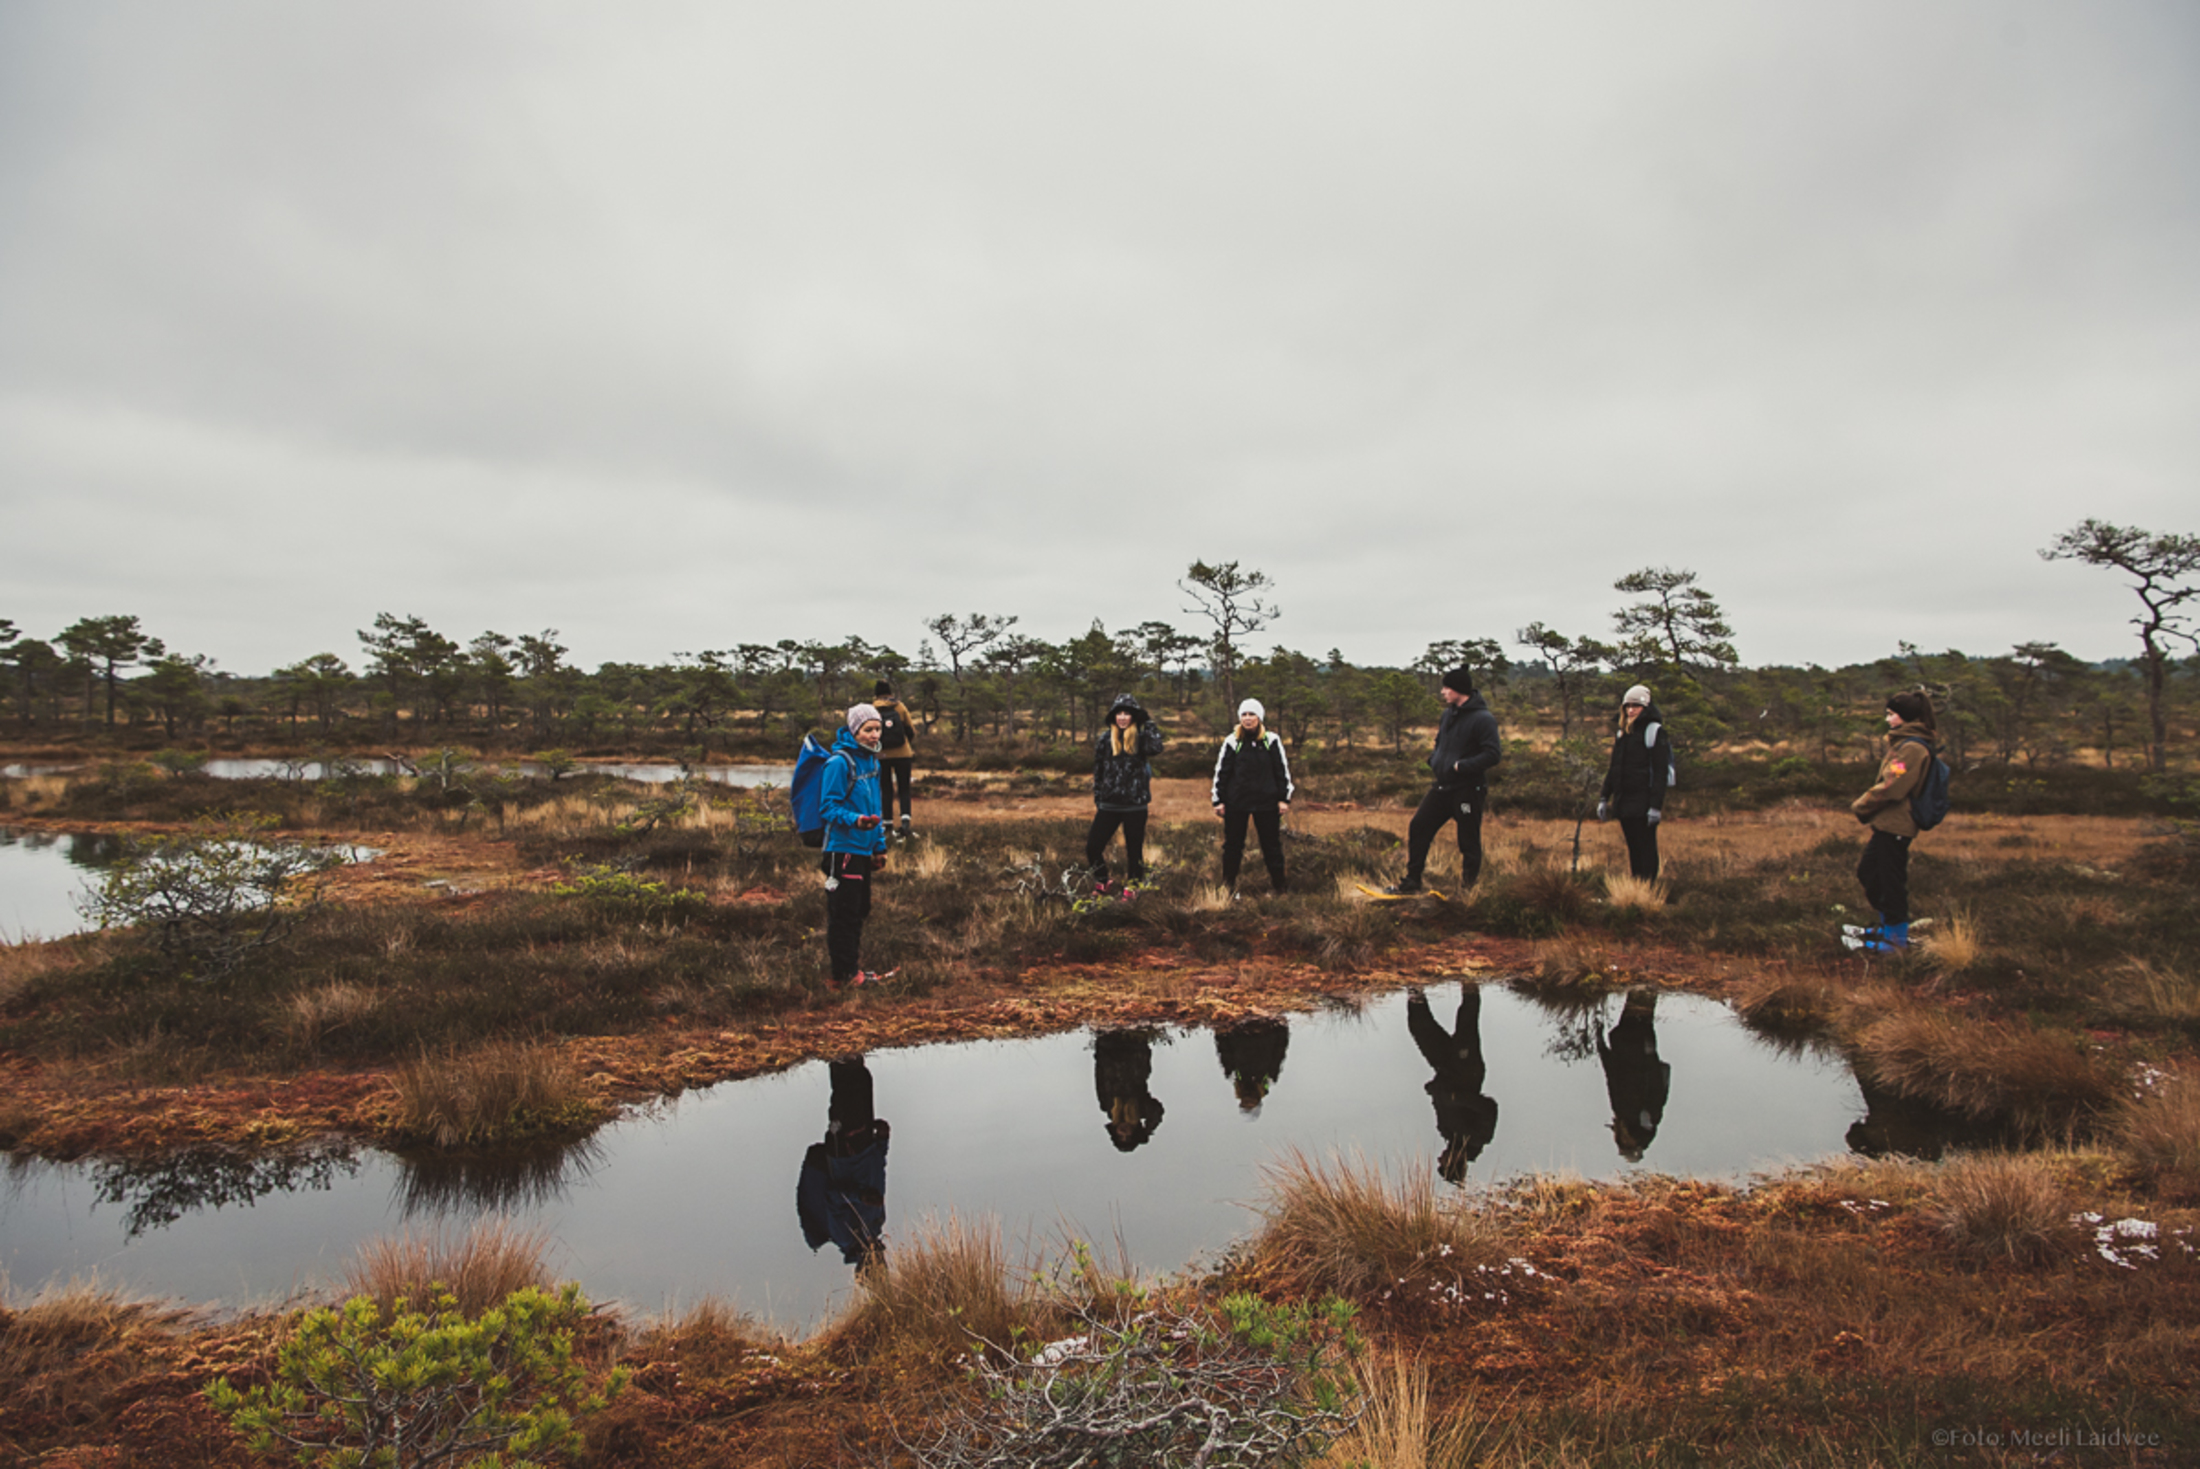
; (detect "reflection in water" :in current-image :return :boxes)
[1598,991,1671,1161]
[1094,1029,1166,1151]
[1214,1018,1289,1115]
[90,1144,362,1237]
[1407,987,1499,1184]
[1845,1077,2011,1161]
[797,1056,890,1268]
[0,827,127,872]
[392,1134,606,1218]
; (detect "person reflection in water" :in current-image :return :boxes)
[1094,1029,1166,1151]
[796,1055,890,1270]
[1214,1017,1290,1115]
[1597,990,1671,1162]
[1406,986,1499,1185]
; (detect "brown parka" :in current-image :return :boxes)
[1850,727,1937,837]
[874,696,918,760]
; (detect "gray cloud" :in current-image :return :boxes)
[3,1,2196,674]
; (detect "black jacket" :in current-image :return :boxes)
[1211,727,1294,810]
[1600,701,1671,818]
[1429,693,1502,791]
[1092,695,1164,811]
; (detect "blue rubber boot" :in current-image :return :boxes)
[1862,921,1910,954]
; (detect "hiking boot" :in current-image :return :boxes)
[1380,879,1425,897]
[897,815,912,837]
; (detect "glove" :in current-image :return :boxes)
[1646,808,1661,827]
[1596,800,1609,822]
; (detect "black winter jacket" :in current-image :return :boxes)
[1211,728,1294,811]
[1600,701,1671,819]
[1429,694,1502,791]
[1092,696,1165,811]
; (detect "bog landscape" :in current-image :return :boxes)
[2,545,2197,1467]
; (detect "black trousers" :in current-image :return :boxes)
[1856,830,1912,925]
[1221,808,1286,891]
[1085,808,1149,881]
[1618,816,1660,881]
[1405,784,1484,888]
[878,758,914,823]
[824,851,874,982]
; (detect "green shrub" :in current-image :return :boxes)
[208,1282,623,1469]
[548,862,706,918]
[78,814,344,978]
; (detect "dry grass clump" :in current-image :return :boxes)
[1321,1351,1498,1469]
[2113,1078,2200,1178]
[1731,969,1844,1033]
[1187,882,1235,912]
[1916,909,1981,974]
[391,1038,592,1146]
[0,934,88,1001]
[0,1277,191,1416]
[2115,958,2200,1023]
[1851,1009,2113,1135]
[285,981,382,1050]
[1602,873,1668,911]
[629,1297,785,1381]
[1504,864,1595,924]
[904,841,952,879]
[1923,1153,2074,1266]
[1525,935,1623,990]
[1252,1150,1508,1302]
[343,1218,553,1319]
[834,1213,1044,1362]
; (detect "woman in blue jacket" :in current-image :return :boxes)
[820,703,891,987]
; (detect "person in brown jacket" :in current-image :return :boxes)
[1844,690,1938,953]
[871,679,919,838]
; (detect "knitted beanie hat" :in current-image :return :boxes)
[1886,690,1934,727]
[1622,684,1652,707]
[873,679,894,697]
[846,703,882,732]
[1441,666,1475,696]
[1237,698,1265,721]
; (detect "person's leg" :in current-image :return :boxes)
[1880,834,1911,926]
[1085,810,1124,881]
[885,759,914,826]
[825,854,863,983]
[1454,793,1485,889]
[1254,809,1286,891]
[1221,808,1249,888]
[1620,817,1657,880]
[1122,809,1150,881]
[1400,785,1449,887]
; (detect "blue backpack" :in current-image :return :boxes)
[1908,743,1953,831]
[790,735,838,848]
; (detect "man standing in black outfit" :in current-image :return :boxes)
[1384,666,1502,894]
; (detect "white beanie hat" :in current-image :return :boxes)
[1622,685,1652,707]
[1237,697,1265,720]
[846,702,881,732]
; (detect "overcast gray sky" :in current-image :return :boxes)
[4,2,2196,677]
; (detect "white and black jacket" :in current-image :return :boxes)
[1211,728,1294,811]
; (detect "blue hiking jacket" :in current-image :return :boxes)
[820,727,888,857]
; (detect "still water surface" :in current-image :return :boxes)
[1,985,1935,1325]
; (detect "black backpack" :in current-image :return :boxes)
[877,701,911,750]
[1908,743,1953,831]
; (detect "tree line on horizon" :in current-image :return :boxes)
[3,522,2195,774]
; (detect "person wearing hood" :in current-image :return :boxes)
[870,679,920,839]
[1210,697,1293,895]
[1597,685,1671,881]
[1383,667,1502,895]
[819,703,891,987]
[1845,689,1939,954]
[1597,990,1670,1163]
[1087,693,1164,888]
